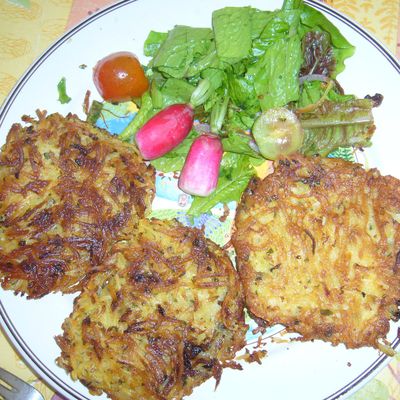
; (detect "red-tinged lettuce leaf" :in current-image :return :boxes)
[300,31,335,77]
[299,5,355,77]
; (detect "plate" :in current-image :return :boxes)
[0,1,399,399]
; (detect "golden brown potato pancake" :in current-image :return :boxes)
[0,112,155,298]
[233,154,400,351]
[56,218,247,400]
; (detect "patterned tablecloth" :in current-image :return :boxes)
[0,1,399,399]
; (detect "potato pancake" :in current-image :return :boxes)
[56,218,247,400]
[233,154,400,351]
[0,112,155,298]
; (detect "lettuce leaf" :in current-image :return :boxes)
[299,98,376,156]
[282,0,303,10]
[297,80,354,108]
[119,91,155,142]
[299,5,355,76]
[300,31,335,77]
[151,77,195,109]
[187,153,255,216]
[227,72,259,113]
[151,26,214,78]
[57,77,71,104]
[186,45,220,77]
[221,132,263,162]
[86,100,103,125]
[248,34,303,110]
[249,8,274,39]
[144,31,168,57]
[150,130,199,172]
[212,7,252,63]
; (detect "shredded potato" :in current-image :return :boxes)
[233,154,400,352]
[56,218,247,400]
[0,113,155,298]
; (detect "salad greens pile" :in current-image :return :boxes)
[112,0,379,216]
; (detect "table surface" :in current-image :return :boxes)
[0,0,399,399]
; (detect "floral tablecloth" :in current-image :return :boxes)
[0,0,399,399]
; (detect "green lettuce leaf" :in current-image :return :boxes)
[150,157,185,173]
[187,153,255,216]
[150,130,199,172]
[151,77,195,109]
[221,132,263,162]
[151,26,213,78]
[212,7,252,63]
[251,7,301,56]
[144,31,168,57]
[227,72,259,113]
[282,0,303,10]
[248,34,303,110]
[119,91,155,142]
[186,44,221,77]
[297,80,354,108]
[57,77,71,104]
[249,8,274,39]
[224,107,255,132]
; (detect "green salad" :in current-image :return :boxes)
[94,0,381,216]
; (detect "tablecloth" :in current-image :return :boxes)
[0,0,400,399]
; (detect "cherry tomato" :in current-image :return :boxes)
[93,51,149,102]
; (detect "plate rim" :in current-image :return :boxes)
[0,1,399,399]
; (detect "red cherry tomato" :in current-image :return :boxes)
[93,51,149,102]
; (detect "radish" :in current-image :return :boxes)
[135,103,194,160]
[134,77,225,197]
[134,77,222,160]
[178,134,223,197]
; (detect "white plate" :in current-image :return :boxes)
[0,1,399,399]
